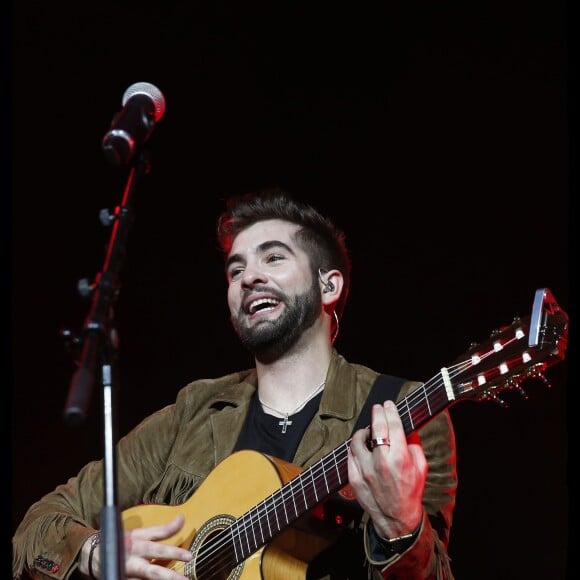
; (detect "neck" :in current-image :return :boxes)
[255,334,333,412]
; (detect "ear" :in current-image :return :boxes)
[319,269,343,305]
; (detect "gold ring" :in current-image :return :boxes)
[369,437,390,449]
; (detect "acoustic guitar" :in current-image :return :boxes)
[122,287,568,579]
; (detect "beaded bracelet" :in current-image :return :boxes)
[87,532,101,579]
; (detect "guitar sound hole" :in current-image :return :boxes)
[188,515,243,580]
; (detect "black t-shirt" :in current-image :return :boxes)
[233,390,323,461]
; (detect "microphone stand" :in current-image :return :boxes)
[63,150,151,580]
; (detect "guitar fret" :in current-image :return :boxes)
[311,465,319,504]
[253,502,265,551]
[265,499,273,538]
[332,448,341,487]
[399,396,413,431]
[229,521,241,563]
[324,462,330,494]
[321,458,329,494]
[280,488,288,525]
[272,491,282,532]
[422,383,432,416]
[250,506,259,552]
[255,501,265,547]
[411,393,427,427]
[300,472,308,511]
[281,486,290,525]
[243,509,253,556]
[290,479,299,518]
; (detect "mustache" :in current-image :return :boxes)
[241,285,286,305]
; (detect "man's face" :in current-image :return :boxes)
[225,219,321,360]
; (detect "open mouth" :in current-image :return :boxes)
[248,298,280,315]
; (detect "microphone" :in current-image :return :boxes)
[102,82,166,165]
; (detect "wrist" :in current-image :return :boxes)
[375,519,422,556]
[85,532,100,579]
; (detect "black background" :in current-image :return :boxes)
[9,1,574,578]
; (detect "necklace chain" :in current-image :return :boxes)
[259,380,326,422]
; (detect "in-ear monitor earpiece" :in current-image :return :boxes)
[318,268,335,293]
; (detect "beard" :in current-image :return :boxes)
[231,280,321,363]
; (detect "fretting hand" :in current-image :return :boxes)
[348,401,427,539]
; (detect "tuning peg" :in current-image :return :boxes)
[515,385,528,399]
[492,395,508,408]
[502,377,528,400]
[526,369,552,389]
[481,390,508,408]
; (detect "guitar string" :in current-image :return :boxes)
[189,334,526,576]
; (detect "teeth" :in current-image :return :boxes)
[249,298,278,314]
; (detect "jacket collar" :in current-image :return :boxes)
[318,349,359,422]
[207,350,360,465]
[208,350,358,419]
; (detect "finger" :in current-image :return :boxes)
[381,400,406,443]
[126,557,190,580]
[125,514,192,564]
[408,441,428,479]
[370,403,389,438]
[131,514,186,542]
[350,424,372,455]
[366,403,391,453]
[137,538,192,563]
[347,433,366,486]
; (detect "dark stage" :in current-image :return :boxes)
[9,1,573,578]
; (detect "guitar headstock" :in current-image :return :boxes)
[449,288,568,406]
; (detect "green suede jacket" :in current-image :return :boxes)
[13,350,457,579]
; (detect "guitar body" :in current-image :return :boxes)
[122,450,336,579]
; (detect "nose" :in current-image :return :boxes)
[240,263,268,288]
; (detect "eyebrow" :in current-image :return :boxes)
[226,240,296,269]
